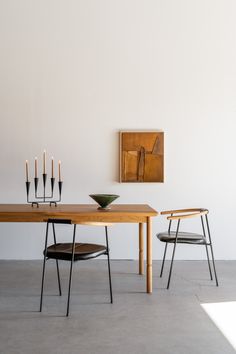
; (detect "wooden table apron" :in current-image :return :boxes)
[0,204,158,293]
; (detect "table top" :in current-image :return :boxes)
[0,204,158,223]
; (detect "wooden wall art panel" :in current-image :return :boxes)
[120,131,164,183]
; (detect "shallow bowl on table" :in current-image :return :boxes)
[89,194,119,210]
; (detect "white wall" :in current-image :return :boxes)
[0,0,236,260]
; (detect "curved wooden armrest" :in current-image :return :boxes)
[44,220,114,227]
[75,222,114,227]
[160,208,209,220]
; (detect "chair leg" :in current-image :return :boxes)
[52,223,62,296]
[40,222,49,312]
[55,260,62,296]
[206,215,219,287]
[209,244,219,286]
[167,220,180,289]
[40,255,47,312]
[201,216,213,280]
[205,245,213,280]
[107,254,113,304]
[66,224,77,317]
[160,243,168,277]
[167,243,177,289]
[66,257,74,316]
[105,226,113,303]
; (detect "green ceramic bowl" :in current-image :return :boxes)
[89,194,119,210]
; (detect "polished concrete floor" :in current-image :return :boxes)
[0,260,236,354]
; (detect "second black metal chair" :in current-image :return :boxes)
[156,208,218,289]
[40,219,113,316]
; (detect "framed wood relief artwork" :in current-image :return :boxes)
[120,131,164,183]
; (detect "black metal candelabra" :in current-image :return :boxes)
[26,174,62,207]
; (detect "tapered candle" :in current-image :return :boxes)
[51,157,54,178]
[26,160,29,182]
[43,150,46,174]
[58,160,61,181]
[35,157,38,178]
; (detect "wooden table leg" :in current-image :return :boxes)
[139,223,144,275]
[146,217,152,293]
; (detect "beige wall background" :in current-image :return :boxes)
[0,0,236,259]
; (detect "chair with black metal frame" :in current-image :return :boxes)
[40,219,113,316]
[156,208,218,289]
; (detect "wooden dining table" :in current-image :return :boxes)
[0,204,158,293]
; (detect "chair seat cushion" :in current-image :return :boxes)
[44,243,107,261]
[157,231,206,244]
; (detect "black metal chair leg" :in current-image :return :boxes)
[167,220,180,289]
[201,216,213,280]
[105,226,113,303]
[66,257,74,316]
[40,255,47,312]
[40,222,49,312]
[52,223,62,296]
[209,244,219,286]
[205,245,213,280]
[107,254,113,304]
[205,215,219,286]
[167,243,177,289]
[160,243,168,277]
[66,224,77,316]
[55,260,62,296]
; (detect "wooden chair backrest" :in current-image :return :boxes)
[45,219,113,227]
[161,208,209,221]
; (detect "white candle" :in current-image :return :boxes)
[58,160,61,181]
[51,157,54,178]
[35,157,38,178]
[43,150,46,174]
[26,160,29,182]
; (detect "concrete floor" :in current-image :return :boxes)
[0,260,236,354]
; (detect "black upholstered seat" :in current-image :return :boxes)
[45,242,107,261]
[157,231,206,244]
